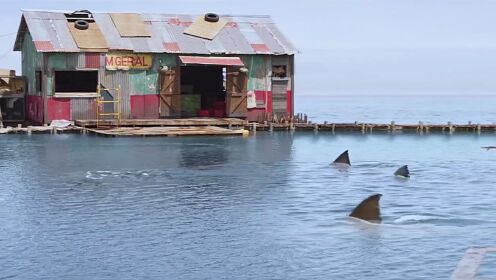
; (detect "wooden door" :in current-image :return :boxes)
[226,67,248,118]
[159,68,181,118]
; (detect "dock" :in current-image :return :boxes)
[248,121,496,134]
[2,118,496,136]
[86,126,247,137]
[75,118,246,128]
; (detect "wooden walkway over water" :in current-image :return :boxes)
[75,118,246,128]
[86,126,247,137]
[2,118,496,136]
[250,121,496,134]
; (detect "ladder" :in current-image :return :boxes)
[96,85,121,128]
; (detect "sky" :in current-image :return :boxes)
[1,0,496,95]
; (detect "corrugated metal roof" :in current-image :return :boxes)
[14,10,297,55]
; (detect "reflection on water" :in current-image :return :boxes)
[1,132,496,279]
[179,139,229,168]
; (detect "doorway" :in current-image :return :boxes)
[180,65,225,117]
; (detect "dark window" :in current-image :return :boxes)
[35,71,42,92]
[272,65,287,78]
[55,71,98,93]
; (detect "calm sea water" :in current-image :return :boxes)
[295,94,496,124]
[2,95,496,279]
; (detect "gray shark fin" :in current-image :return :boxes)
[349,194,382,223]
[333,150,351,165]
[394,165,410,177]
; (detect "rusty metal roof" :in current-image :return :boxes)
[14,10,297,55]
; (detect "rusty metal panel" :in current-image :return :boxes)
[52,19,80,52]
[253,25,285,54]
[165,24,209,54]
[19,11,297,55]
[71,98,97,120]
[47,53,67,69]
[85,53,100,69]
[103,70,131,119]
[66,53,78,69]
[24,18,51,42]
[265,23,297,54]
[92,13,133,51]
[218,26,254,54]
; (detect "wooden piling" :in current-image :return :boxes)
[314,123,319,132]
[269,122,273,132]
[252,122,257,132]
[390,121,395,133]
[477,123,481,134]
[448,121,454,134]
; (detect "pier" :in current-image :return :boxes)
[1,118,496,136]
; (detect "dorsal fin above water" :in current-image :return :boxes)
[349,194,382,223]
[394,165,410,177]
[333,150,350,165]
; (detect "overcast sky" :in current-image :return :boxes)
[1,0,496,95]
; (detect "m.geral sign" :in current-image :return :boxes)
[105,53,152,70]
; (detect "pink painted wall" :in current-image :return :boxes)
[27,96,44,124]
[47,98,71,121]
[131,94,159,119]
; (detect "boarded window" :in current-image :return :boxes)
[55,71,98,96]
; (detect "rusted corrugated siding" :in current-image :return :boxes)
[85,53,101,69]
[71,98,97,120]
[16,11,298,55]
[66,53,86,69]
[102,70,131,119]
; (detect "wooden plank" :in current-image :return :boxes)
[87,126,246,137]
[67,22,108,51]
[75,118,246,127]
[183,16,227,40]
[110,13,152,37]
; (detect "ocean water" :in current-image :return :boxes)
[1,95,496,279]
[295,94,496,124]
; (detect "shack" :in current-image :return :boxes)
[0,69,26,124]
[14,10,297,125]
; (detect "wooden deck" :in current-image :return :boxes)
[75,118,246,128]
[86,126,248,137]
[248,122,496,134]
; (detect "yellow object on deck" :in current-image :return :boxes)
[96,85,121,128]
